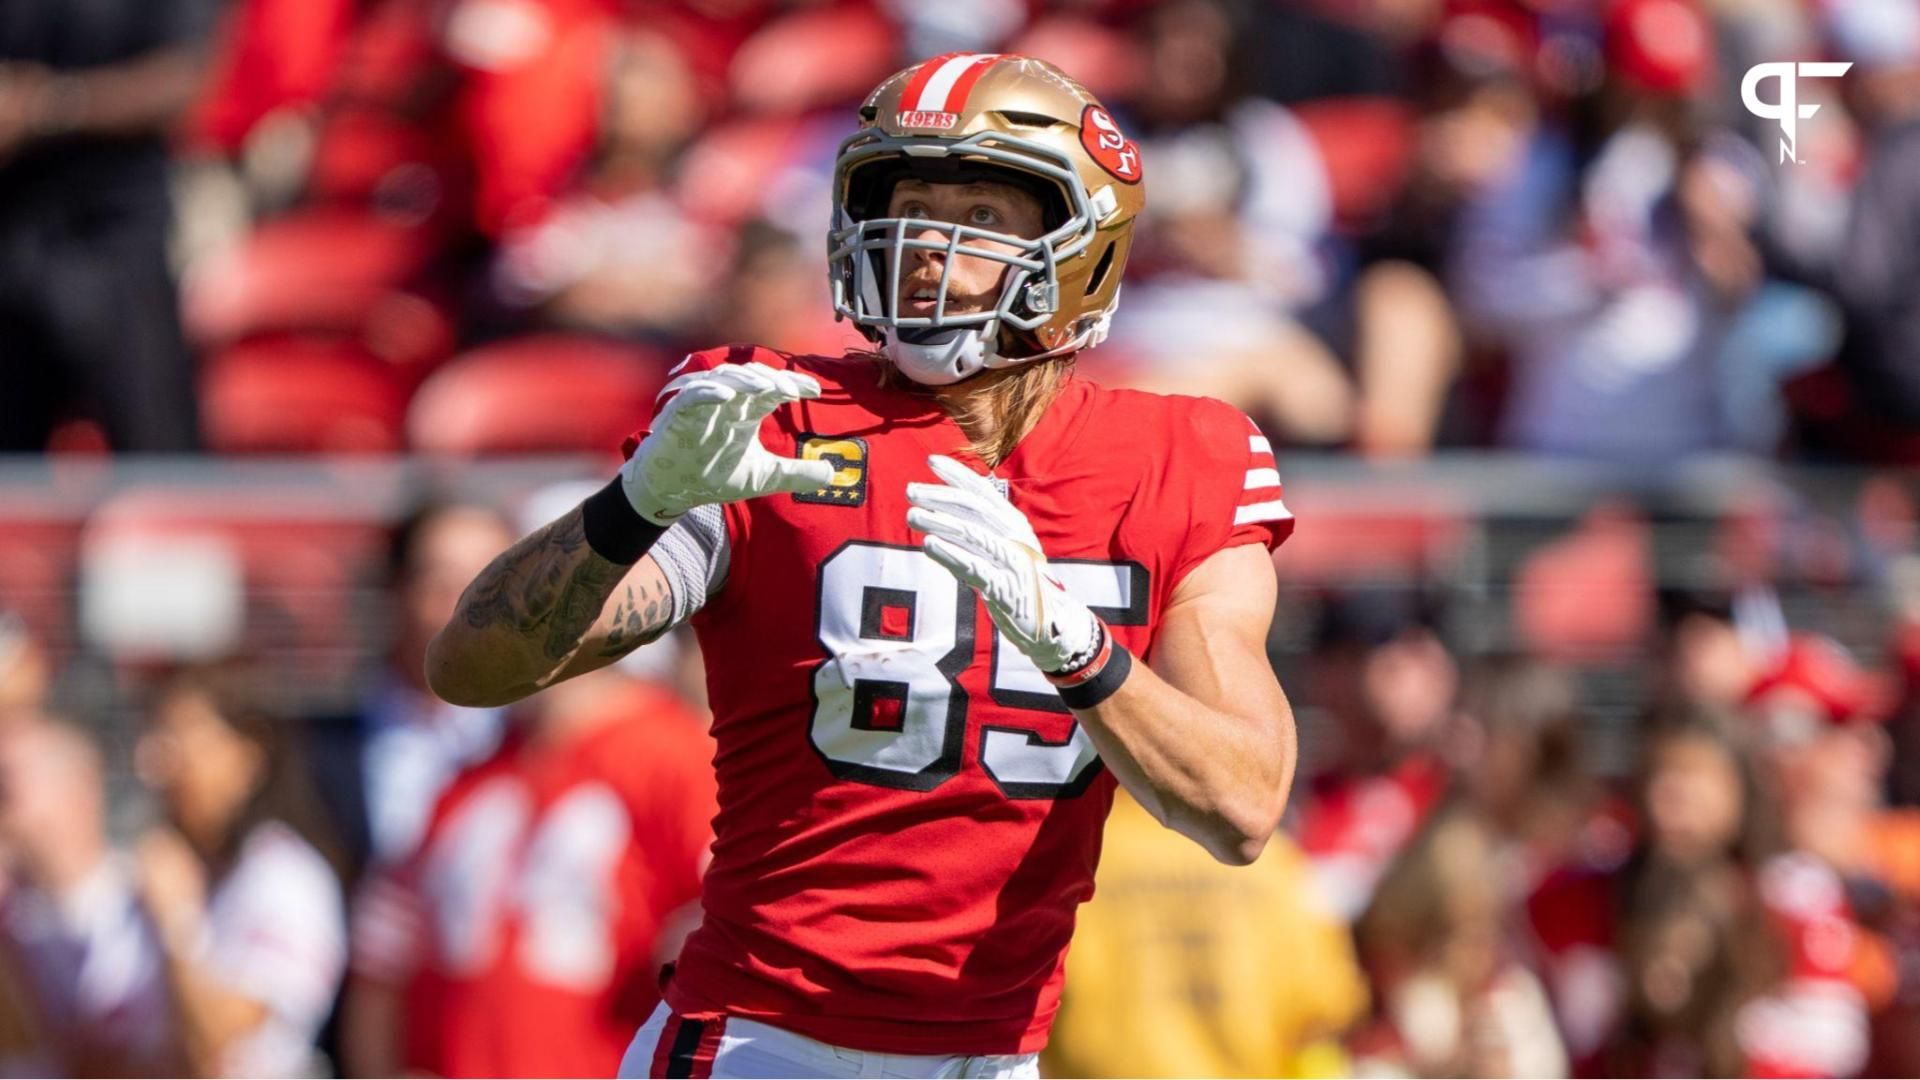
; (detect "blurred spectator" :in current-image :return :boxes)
[340,670,716,1078]
[133,663,348,1077]
[1103,0,1358,446]
[0,612,49,713]
[1740,635,1920,1076]
[1890,570,1920,808]
[1530,717,1785,1075]
[1649,589,1760,723]
[1775,0,1920,458]
[1449,656,1629,1069]
[1357,29,1540,448]
[1295,588,1457,921]
[1242,0,1407,105]
[491,25,727,340]
[1349,810,1570,1078]
[187,0,361,163]
[0,0,218,453]
[1608,721,1776,1077]
[442,0,622,239]
[1450,655,1602,871]
[1048,788,1369,1078]
[707,218,863,357]
[0,713,174,1076]
[1449,0,1836,462]
[308,501,514,876]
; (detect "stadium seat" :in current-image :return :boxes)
[201,337,412,455]
[407,335,671,456]
[1005,17,1142,102]
[183,206,455,371]
[726,5,896,115]
[674,114,815,226]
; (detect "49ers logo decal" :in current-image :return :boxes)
[1079,106,1141,184]
[896,109,958,130]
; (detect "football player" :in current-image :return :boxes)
[428,53,1299,1080]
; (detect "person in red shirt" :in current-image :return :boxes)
[426,53,1300,1079]
[340,674,715,1078]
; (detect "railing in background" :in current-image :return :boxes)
[0,452,1903,794]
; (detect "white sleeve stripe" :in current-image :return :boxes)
[1244,468,1281,490]
[1234,499,1294,525]
[1249,435,1271,453]
[667,355,695,376]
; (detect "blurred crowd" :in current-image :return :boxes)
[5,0,1920,1077]
[0,0,1917,462]
[6,490,1920,1078]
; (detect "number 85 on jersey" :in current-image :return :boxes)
[808,541,1147,799]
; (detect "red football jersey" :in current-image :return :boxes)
[351,686,717,1078]
[628,344,1293,1055]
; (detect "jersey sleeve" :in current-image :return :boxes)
[1165,398,1295,591]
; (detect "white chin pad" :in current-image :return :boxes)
[884,326,997,385]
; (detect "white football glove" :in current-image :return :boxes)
[906,454,1101,674]
[621,362,838,525]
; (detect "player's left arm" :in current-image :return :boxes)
[1070,542,1295,866]
[909,455,1294,866]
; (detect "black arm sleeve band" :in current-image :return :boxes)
[1056,642,1135,710]
[580,478,670,565]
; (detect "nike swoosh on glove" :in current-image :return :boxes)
[906,454,1102,675]
[621,362,838,526]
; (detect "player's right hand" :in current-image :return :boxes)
[620,362,837,525]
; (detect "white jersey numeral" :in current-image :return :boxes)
[810,542,973,791]
[809,542,1146,798]
[420,778,629,989]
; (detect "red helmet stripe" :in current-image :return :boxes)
[938,53,1002,114]
[900,52,966,113]
[903,53,1001,114]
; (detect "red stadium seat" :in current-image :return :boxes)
[201,337,412,455]
[726,5,896,115]
[184,207,455,371]
[1005,17,1143,102]
[675,114,815,226]
[407,335,670,457]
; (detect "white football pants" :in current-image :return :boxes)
[618,1003,1042,1079]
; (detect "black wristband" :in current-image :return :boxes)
[1055,642,1134,710]
[580,478,669,564]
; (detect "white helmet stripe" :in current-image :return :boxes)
[913,53,993,113]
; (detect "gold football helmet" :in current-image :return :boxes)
[829,54,1146,384]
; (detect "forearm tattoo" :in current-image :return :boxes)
[597,577,672,658]
[460,511,666,661]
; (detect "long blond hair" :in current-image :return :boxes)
[875,354,1076,466]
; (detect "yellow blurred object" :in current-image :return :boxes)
[1045,792,1369,1078]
